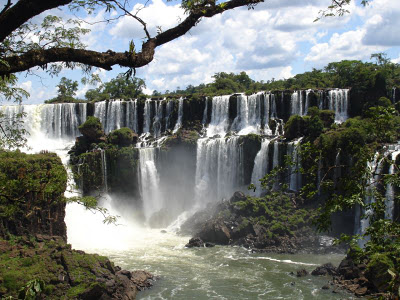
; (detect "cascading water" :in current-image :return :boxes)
[206,95,230,137]
[304,89,312,115]
[288,139,302,192]
[126,100,138,133]
[173,97,184,133]
[328,89,349,123]
[138,147,162,221]
[101,149,108,192]
[251,139,271,196]
[143,99,152,134]
[153,100,164,138]
[291,91,303,116]
[165,99,174,131]
[194,136,243,206]
[385,146,400,220]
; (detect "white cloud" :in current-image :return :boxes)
[361,0,400,46]
[109,0,184,39]
[125,0,350,92]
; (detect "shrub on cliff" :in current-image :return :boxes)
[284,113,324,141]
[78,116,104,141]
[108,127,138,147]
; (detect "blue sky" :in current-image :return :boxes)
[9,0,400,104]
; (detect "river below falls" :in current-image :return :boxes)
[65,202,354,300]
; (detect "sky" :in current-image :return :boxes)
[7,0,400,104]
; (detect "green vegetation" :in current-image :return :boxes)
[108,127,138,147]
[45,77,87,104]
[233,192,316,239]
[78,116,105,142]
[0,236,116,299]
[163,54,400,98]
[85,74,146,102]
[0,151,67,229]
[274,99,400,297]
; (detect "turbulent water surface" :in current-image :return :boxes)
[66,202,349,300]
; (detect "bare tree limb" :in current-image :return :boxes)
[0,0,73,43]
[0,0,13,17]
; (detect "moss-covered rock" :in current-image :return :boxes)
[108,127,138,147]
[78,116,105,142]
[0,236,153,299]
[0,151,67,239]
[365,253,395,293]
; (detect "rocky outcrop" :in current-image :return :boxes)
[0,235,154,299]
[183,191,342,254]
[311,255,399,298]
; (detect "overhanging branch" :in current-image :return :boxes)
[0,0,263,76]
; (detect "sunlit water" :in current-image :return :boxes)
[65,201,352,300]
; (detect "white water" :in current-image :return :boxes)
[206,95,231,137]
[291,91,303,116]
[328,89,349,123]
[194,136,243,206]
[251,139,271,196]
[173,97,184,133]
[139,147,162,221]
[288,139,302,192]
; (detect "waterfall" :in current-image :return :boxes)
[2,103,86,140]
[202,97,208,125]
[270,93,277,119]
[126,100,138,133]
[143,99,152,134]
[101,149,108,192]
[165,99,174,131]
[232,94,249,133]
[272,140,280,169]
[288,139,302,192]
[356,153,381,246]
[328,89,349,123]
[385,147,400,220]
[304,90,312,115]
[173,97,184,133]
[318,90,324,110]
[139,147,162,221]
[206,95,230,137]
[194,136,242,206]
[251,139,271,196]
[291,91,303,116]
[153,100,164,138]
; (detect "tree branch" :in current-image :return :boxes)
[0,0,13,17]
[0,0,263,75]
[0,0,73,43]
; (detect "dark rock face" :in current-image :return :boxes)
[311,263,338,276]
[296,269,309,277]
[198,218,231,245]
[185,237,204,248]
